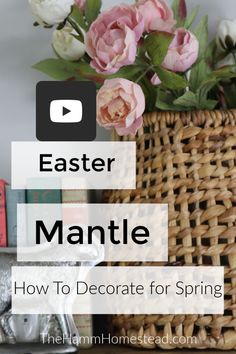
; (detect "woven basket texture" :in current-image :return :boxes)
[105,110,236,350]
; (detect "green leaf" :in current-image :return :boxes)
[141,77,156,112]
[156,89,182,110]
[33,59,82,80]
[173,89,218,110]
[189,59,211,92]
[70,5,87,30]
[110,65,145,81]
[196,77,219,107]
[199,99,218,110]
[205,39,217,66]
[156,88,188,111]
[85,0,101,26]
[173,91,198,108]
[190,62,236,99]
[224,82,236,108]
[145,32,174,66]
[70,61,107,83]
[195,66,236,108]
[184,6,199,29]
[156,100,178,111]
[172,0,179,18]
[194,16,208,59]
[33,59,106,85]
[211,66,236,80]
[155,66,188,90]
[33,59,148,87]
[197,79,217,100]
[195,77,220,110]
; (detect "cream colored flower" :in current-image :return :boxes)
[29,0,74,26]
[217,19,236,51]
[52,24,85,61]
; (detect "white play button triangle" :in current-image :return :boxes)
[50,100,83,123]
[63,106,71,116]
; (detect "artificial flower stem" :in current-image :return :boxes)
[67,16,84,42]
[135,66,154,83]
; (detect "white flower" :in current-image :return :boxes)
[52,25,85,61]
[29,0,74,26]
[217,19,236,51]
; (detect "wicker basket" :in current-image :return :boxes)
[105,110,236,350]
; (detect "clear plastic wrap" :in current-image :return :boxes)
[0,254,79,345]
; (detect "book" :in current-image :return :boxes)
[62,181,93,348]
[6,187,26,247]
[26,178,62,246]
[27,178,62,203]
[62,189,89,204]
[0,180,8,247]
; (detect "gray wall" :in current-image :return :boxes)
[1,0,236,181]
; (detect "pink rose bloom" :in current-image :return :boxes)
[75,0,85,11]
[136,0,175,33]
[151,74,161,85]
[163,28,199,72]
[97,78,145,136]
[85,5,144,74]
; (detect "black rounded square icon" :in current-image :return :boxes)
[36,81,96,141]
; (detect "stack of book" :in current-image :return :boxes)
[0,178,93,248]
[0,179,62,247]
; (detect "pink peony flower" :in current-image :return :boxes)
[151,74,161,85]
[97,78,145,136]
[74,0,85,11]
[136,0,175,33]
[163,28,199,72]
[85,5,144,74]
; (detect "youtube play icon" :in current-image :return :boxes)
[36,81,96,141]
[50,100,83,123]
